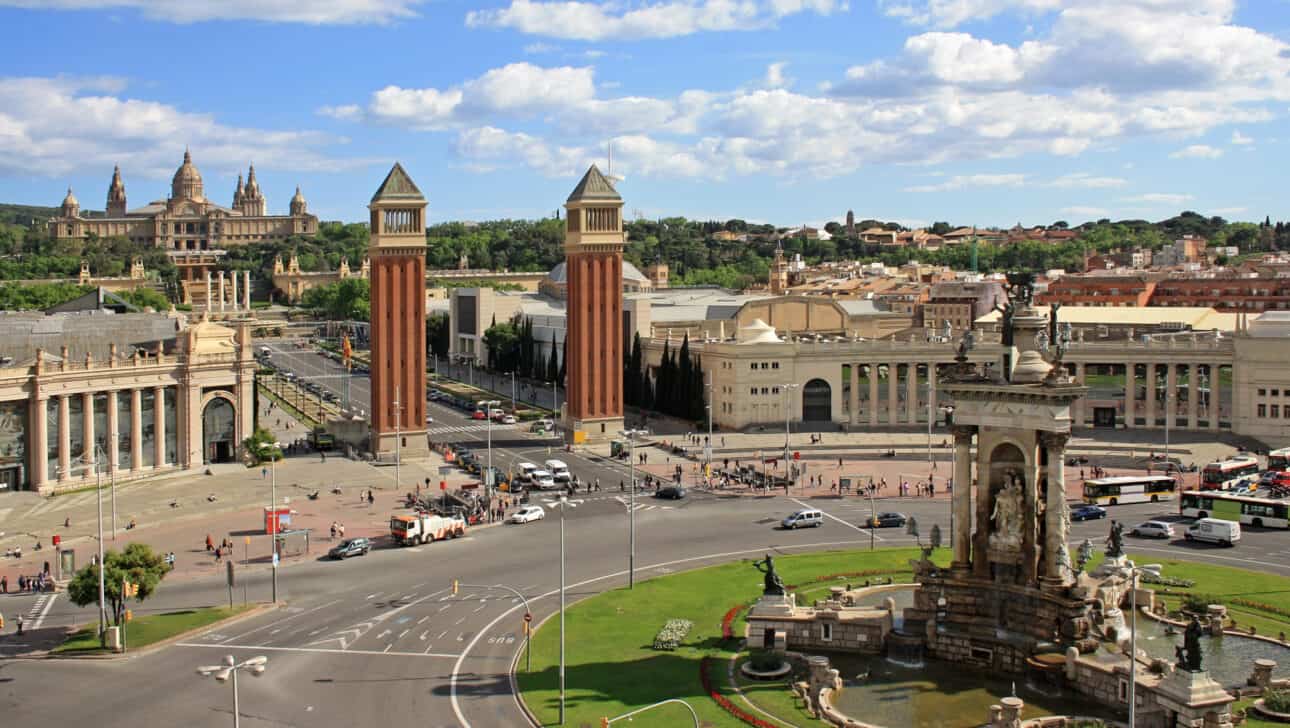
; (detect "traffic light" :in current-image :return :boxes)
[122,581,138,598]
[451,579,459,596]
[601,718,609,728]
[0,613,5,630]
[124,609,133,623]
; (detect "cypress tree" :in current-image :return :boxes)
[677,333,692,418]
[558,337,567,384]
[547,333,559,383]
[658,339,672,416]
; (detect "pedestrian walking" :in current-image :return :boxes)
[367,490,375,506]
[214,546,222,563]
[205,534,214,552]
[15,613,22,635]
[1,575,6,593]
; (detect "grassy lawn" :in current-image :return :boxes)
[1128,553,1290,637]
[515,547,935,728]
[733,657,815,726]
[54,605,253,654]
[1233,698,1281,728]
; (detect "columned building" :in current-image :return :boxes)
[0,310,255,495]
[367,164,428,458]
[562,165,625,442]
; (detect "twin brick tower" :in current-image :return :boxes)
[367,163,624,457]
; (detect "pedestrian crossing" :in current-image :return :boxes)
[426,424,517,436]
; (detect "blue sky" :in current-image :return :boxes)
[1,0,1288,228]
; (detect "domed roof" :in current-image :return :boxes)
[548,259,646,284]
[171,149,204,200]
[291,185,306,203]
[62,186,78,207]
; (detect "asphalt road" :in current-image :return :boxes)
[4,349,1289,727]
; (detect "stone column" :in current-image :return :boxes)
[30,396,47,490]
[1209,364,1221,431]
[1126,362,1138,429]
[1041,431,1071,584]
[205,271,212,315]
[230,270,238,312]
[82,391,94,478]
[154,385,166,468]
[868,365,879,427]
[906,363,918,423]
[130,388,143,472]
[1150,361,1161,425]
[1165,362,1178,431]
[928,364,938,426]
[887,364,899,425]
[243,270,252,311]
[1187,363,1199,430]
[57,394,70,481]
[952,425,974,569]
[1074,362,1086,428]
[849,363,859,426]
[106,390,119,473]
[218,272,226,313]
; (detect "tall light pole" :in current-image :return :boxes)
[196,654,268,728]
[482,399,500,502]
[510,371,517,412]
[551,379,558,417]
[705,369,713,489]
[269,441,282,603]
[92,452,106,641]
[394,385,402,493]
[620,428,648,589]
[1128,564,1161,727]
[550,493,577,724]
[782,383,799,487]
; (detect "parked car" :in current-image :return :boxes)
[866,512,907,528]
[327,537,372,560]
[1130,521,1175,539]
[472,410,487,420]
[511,505,546,524]
[1071,505,1108,521]
[656,486,687,500]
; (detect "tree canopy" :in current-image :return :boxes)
[67,542,169,626]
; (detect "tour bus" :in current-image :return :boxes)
[1179,490,1290,529]
[1082,475,1178,506]
[1200,456,1260,491]
[1268,447,1290,473]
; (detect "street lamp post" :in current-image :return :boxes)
[481,399,500,502]
[705,369,713,489]
[620,428,648,589]
[196,654,268,728]
[782,383,799,488]
[93,452,106,640]
[1128,564,1161,727]
[269,441,282,603]
[549,493,577,724]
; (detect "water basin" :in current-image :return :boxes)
[1119,618,1290,687]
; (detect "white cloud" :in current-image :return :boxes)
[1122,193,1194,206]
[317,104,363,121]
[0,76,361,179]
[765,62,791,89]
[905,173,1026,192]
[1169,144,1223,159]
[1060,206,1109,218]
[1230,129,1253,145]
[465,0,847,41]
[1046,172,1126,188]
[0,0,425,24]
[523,42,559,54]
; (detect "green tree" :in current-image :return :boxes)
[242,426,282,465]
[426,313,450,358]
[482,320,520,372]
[299,278,370,320]
[67,542,169,627]
[119,287,170,311]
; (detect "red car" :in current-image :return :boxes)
[472,410,486,420]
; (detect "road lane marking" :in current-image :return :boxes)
[420,631,428,641]
[398,629,409,639]
[219,599,341,643]
[790,497,880,538]
[417,616,430,624]
[31,593,57,630]
[177,643,459,659]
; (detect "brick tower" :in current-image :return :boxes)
[562,165,625,442]
[368,163,428,458]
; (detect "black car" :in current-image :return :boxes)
[866,512,907,528]
[656,486,687,500]
[328,537,372,560]
[1071,505,1108,521]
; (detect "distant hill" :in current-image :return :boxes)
[0,203,59,228]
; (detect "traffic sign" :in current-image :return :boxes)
[524,612,532,622]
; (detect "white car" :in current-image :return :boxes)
[531,470,556,489]
[501,414,517,425]
[1131,521,1175,539]
[511,505,546,524]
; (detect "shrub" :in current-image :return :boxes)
[1265,688,1290,713]
[651,619,693,650]
[1139,572,1194,588]
[749,649,782,672]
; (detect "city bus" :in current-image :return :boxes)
[1179,490,1290,529]
[1268,447,1290,472]
[1082,475,1178,506]
[1200,456,1260,491]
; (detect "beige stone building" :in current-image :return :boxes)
[273,253,370,304]
[0,308,256,494]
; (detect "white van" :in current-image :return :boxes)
[1185,518,1240,546]
[544,459,571,482]
[517,462,540,483]
[531,470,556,490]
[782,509,823,529]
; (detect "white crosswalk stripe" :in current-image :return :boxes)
[426,424,517,436]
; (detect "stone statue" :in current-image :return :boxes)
[1076,538,1095,573]
[1178,615,1204,671]
[753,554,786,596]
[1035,328,1050,353]
[1049,301,1062,346]
[989,471,1024,549]
[1105,521,1125,558]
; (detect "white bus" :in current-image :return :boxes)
[1082,475,1178,506]
[1268,447,1290,472]
[1179,490,1290,529]
[1200,456,1260,491]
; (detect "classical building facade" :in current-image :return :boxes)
[561,165,625,442]
[0,309,255,494]
[273,253,370,304]
[49,152,318,250]
[367,163,429,458]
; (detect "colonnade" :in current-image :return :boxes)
[203,270,253,313]
[1077,360,1228,431]
[845,362,945,426]
[30,385,176,486]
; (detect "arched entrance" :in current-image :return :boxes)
[802,379,832,421]
[202,396,236,463]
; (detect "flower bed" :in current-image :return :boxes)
[652,619,693,650]
[700,656,779,728]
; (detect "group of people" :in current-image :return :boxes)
[1,559,53,594]
[206,535,235,562]
[329,522,347,540]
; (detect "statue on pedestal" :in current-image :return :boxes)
[1105,521,1125,558]
[990,470,1024,549]
[753,554,786,596]
[1176,615,1205,672]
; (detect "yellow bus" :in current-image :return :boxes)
[1082,475,1177,505]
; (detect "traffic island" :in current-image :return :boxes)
[52,604,259,657]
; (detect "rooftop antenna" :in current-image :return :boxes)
[606,139,624,184]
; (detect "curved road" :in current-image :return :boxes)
[4,350,1289,727]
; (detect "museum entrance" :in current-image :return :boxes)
[1093,406,1117,428]
[203,397,236,464]
[802,379,832,421]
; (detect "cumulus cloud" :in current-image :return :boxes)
[905,173,1026,192]
[1169,144,1223,159]
[1060,206,1110,218]
[765,62,791,89]
[1046,172,1127,188]
[1230,130,1253,145]
[0,76,361,179]
[1122,193,1195,206]
[465,0,847,41]
[0,0,425,24]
